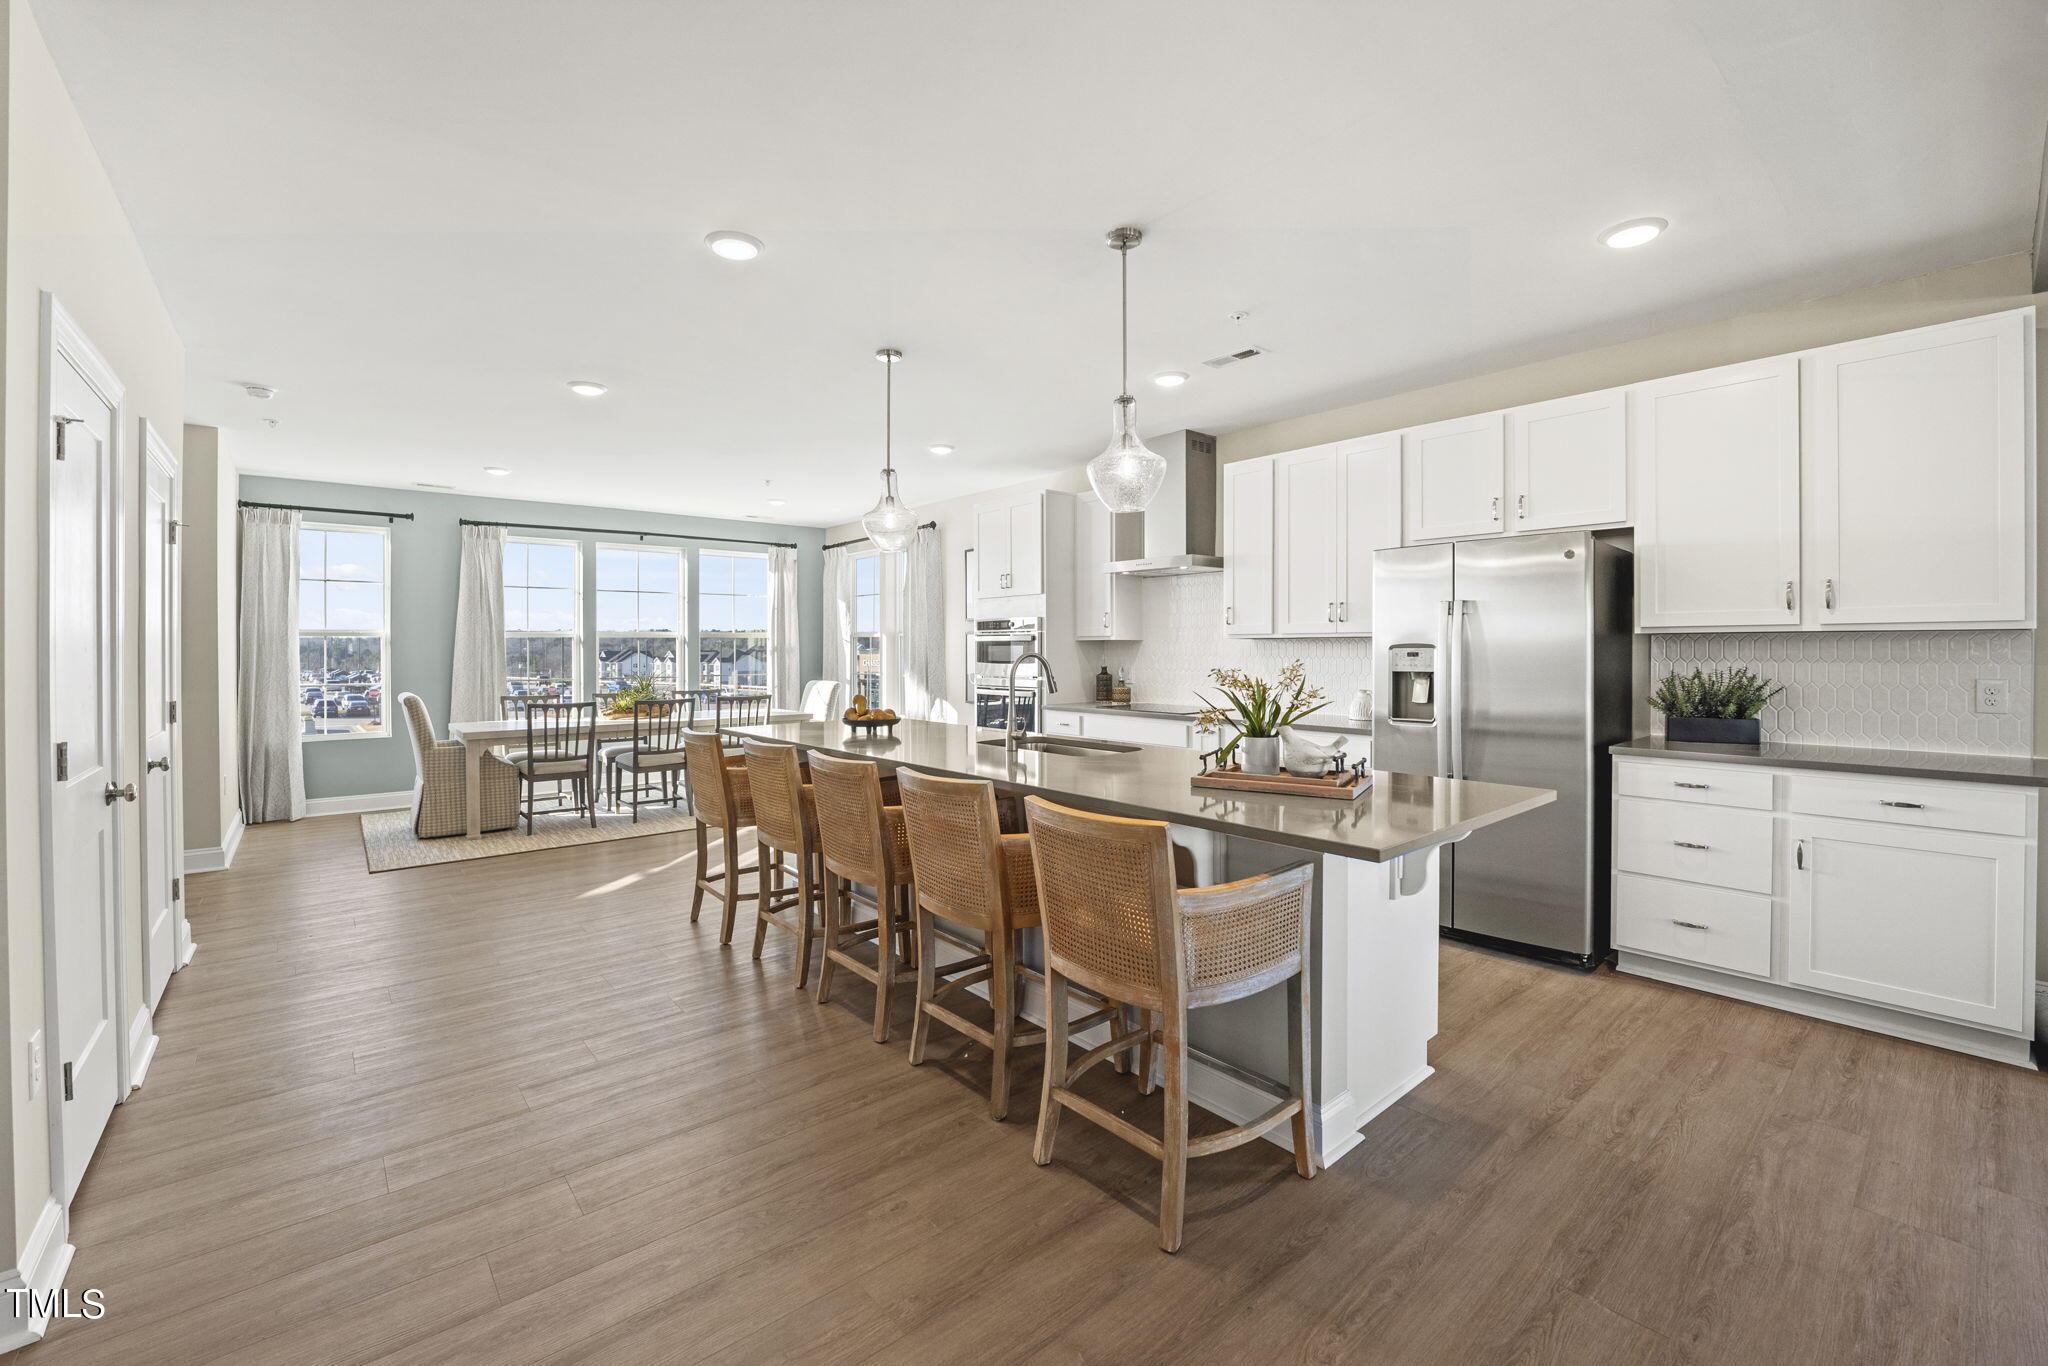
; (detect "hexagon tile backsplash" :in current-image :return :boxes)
[1648,631,2034,755]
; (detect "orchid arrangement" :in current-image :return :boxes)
[1194,661,1328,765]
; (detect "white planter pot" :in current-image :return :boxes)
[1240,735,1281,775]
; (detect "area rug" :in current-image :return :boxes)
[359,806,697,872]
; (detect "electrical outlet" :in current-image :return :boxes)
[1975,679,2011,715]
[28,1031,43,1098]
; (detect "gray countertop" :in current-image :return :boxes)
[1611,736,2048,788]
[1044,699,1374,738]
[726,718,1550,863]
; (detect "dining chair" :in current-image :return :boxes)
[401,693,521,837]
[602,696,692,822]
[1024,795,1318,1253]
[716,690,772,737]
[800,679,843,721]
[510,700,600,833]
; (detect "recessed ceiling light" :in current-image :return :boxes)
[704,231,764,261]
[766,498,787,508]
[927,444,955,456]
[1151,371,1189,389]
[483,466,510,476]
[1599,217,1668,249]
[566,380,608,398]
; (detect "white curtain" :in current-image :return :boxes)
[823,544,856,696]
[237,506,305,823]
[450,523,505,724]
[900,526,945,720]
[768,546,801,708]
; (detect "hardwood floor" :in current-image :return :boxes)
[21,813,2048,1364]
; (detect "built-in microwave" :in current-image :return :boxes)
[967,616,1043,690]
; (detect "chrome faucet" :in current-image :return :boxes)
[1004,652,1058,752]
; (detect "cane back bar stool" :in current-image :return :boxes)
[808,751,917,1043]
[681,729,759,945]
[603,697,692,821]
[1023,795,1318,1253]
[895,769,1120,1120]
[740,738,823,988]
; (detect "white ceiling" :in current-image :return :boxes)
[33,0,2048,527]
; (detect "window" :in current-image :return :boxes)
[298,524,390,739]
[597,545,684,699]
[697,550,770,689]
[504,539,581,701]
[851,549,892,707]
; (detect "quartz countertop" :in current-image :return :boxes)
[1043,699,1374,738]
[726,718,1549,862]
[1611,736,2048,788]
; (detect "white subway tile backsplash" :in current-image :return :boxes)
[1648,631,2033,755]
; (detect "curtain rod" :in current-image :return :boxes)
[822,520,937,552]
[458,518,797,550]
[239,499,415,523]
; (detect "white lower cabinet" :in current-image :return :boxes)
[1075,711,1196,748]
[1611,756,2038,1063]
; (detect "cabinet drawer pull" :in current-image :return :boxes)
[1671,920,1710,931]
[1672,781,1709,790]
[1328,602,1336,623]
[1878,799,1923,809]
[1671,840,1710,851]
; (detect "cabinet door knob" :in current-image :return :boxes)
[1672,840,1710,851]
[1785,580,1795,611]
[1671,919,1709,931]
[146,757,171,773]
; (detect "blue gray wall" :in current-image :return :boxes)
[240,475,825,801]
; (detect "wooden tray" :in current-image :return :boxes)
[1191,765,1372,800]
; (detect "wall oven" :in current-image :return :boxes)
[973,684,1039,732]
[968,616,1044,730]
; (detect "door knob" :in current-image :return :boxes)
[103,782,136,805]
[147,758,171,773]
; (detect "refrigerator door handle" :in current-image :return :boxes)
[1440,598,1466,779]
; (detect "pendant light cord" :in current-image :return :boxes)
[883,354,893,478]
[1119,244,1131,402]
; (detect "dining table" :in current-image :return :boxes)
[444,706,810,837]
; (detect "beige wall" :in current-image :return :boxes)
[179,425,239,855]
[2,0,185,1295]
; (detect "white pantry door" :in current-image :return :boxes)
[141,431,180,1009]
[45,301,126,1199]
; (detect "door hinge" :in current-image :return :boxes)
[54,742,68,782]
[168,519,181,546]
[53,415,81,460]
[168,700,179,723]
[172,877,182,903]
[61,1062,74,1102]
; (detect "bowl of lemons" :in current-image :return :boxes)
[841,695,900,736]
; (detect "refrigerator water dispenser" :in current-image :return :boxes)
[1387,646,1438,724]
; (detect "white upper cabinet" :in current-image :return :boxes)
[1634,356,1802,629]
[973,493,1045,599]
[1072,491,1141,640]
[1508,387,1629,531]
[1273,443,1343,634]
[1403,411,1506,542]
[1222,455,1275,635]
[1336,433,1401,634]
[1804,309,2033,628]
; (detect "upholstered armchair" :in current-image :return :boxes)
[399,693,521,838]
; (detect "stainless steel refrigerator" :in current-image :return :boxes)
[1372,532,1632,967]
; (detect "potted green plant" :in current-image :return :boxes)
[1195,661,1328,775]
[602,677,662,717]
[1648,666,1783,746]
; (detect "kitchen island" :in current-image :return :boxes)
[726,718,1555,1164]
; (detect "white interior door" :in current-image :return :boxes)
[142,430,180,1009]
[44,300,126,1200]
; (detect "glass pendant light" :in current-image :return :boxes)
[1086,226,1169,513]
[861,348,920,551]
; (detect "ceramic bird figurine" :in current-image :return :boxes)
[1280,727,1348,776]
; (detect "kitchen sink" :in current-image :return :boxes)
[979,736,1141,757]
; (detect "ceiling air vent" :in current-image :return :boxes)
[1201,345,1270,369]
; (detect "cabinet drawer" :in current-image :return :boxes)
[1614,798,1774,893]
[1043,711,1082,735]
[1613,872,1772,977]
[1785,773,2032,838]
[1614,759,1773,810]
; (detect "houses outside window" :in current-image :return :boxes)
[697,550,771,689]
[298,524,391,739]
[596,545,684,700]
[504,538,581,700]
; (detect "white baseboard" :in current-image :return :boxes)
[0,1200,72,1352]
[127,1008,158,1093]
[183,811,244,874]
[303,789,410,819]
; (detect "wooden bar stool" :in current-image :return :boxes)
[808,751,916,1043]
[1024,795,1318,1253]
[740,738,822,988]
[682,729,759,945]
[895,769,1122,1120]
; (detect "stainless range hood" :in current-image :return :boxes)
[1108,429,1223,575]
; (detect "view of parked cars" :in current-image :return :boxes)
[300,667,385,736]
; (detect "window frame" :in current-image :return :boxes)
[502,535,585,702]
[695,547,775,692]
[297,520,394,743]
[850,546,899,710]
[595,541,688,698]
